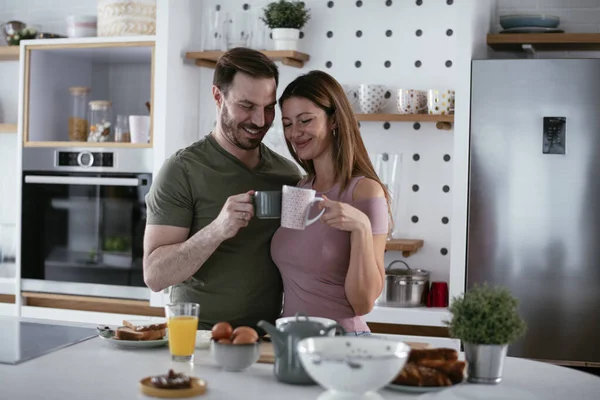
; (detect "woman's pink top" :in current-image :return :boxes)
[270,176,389,333]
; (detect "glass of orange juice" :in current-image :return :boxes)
[165,302,200,362]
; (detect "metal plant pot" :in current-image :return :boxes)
[464,343,508,384]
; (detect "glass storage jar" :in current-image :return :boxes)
[68,86,90,141]
[114,114,130,143]
[88,100,113,142]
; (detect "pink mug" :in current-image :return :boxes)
[281,185,325,230]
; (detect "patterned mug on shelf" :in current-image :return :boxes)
[397,89,428,115]
[342,84,359,106]
[281,185,325,230]
[358,84,392,114]
[427,89,455,115]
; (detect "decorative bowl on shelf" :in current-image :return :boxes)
[1,21,37,46]
[1,20,26,40]
[499,14,560,30]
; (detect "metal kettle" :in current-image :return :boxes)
[257,313,345,385]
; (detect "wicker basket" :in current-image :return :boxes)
[97,0,156,37]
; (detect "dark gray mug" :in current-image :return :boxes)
[253,191,282,219]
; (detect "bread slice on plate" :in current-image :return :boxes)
[123,319,167,332]
[114,320,167,341]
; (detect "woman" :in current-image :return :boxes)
[270,71,391,336]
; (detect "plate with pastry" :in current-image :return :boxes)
[140,369,207,398]
[386,348,466,393]
[97,319,168,348]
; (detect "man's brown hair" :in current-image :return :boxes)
[213,48,279,96]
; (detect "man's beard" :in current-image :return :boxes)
[221,103,268,150]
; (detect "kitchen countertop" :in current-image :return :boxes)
[1,317,599,400]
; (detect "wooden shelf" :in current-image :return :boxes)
[385,239,424,257]
[487,33,600,52]
[0,124,18,133]
[0,46,19,61]
[355,114,453,130]
[21,292,164,317]
[23,141,152,148]
[186,50,310,68]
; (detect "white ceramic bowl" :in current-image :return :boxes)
[276,316,338,337]
[211,340,260,372]
[297,336,410,396]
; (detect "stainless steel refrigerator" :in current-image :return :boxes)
[468,59,600,367]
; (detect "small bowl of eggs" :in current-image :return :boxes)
[210,321,260,372]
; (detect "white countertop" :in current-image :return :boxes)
[365,306,450,327]
[1,318,599,400]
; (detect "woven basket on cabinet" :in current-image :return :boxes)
[97,0,156,37]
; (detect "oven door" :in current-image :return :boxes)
[21,172,152,299]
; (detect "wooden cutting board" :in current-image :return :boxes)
[257,341,431,365]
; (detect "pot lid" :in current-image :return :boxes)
[385,260,429,281]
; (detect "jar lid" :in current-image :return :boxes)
[68,86,91,95]
[89,100,112,110]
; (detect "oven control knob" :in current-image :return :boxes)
[77,151,94,167]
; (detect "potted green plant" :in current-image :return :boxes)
[444,284,527,384]
[261,0,310,51]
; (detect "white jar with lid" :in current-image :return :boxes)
[66,15,97,38]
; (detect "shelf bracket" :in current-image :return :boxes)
[436,122,452,130]
[522,44,537,58]
[195,59,217,68]
[281,57,304,68]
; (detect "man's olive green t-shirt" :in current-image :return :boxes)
[146,134,302,330]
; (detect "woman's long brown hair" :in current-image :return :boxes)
[278,70,393,224]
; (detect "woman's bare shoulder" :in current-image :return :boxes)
[353,177,385,201]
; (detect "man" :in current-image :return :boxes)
[143,48,302,330]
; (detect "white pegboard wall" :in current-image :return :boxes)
[196,0,459,283]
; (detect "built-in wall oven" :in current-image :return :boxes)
[21,147,153,299]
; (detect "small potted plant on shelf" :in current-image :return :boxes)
[261,0,310,51]
[444,283,527,385]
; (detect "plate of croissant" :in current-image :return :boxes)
[387,348,465,393]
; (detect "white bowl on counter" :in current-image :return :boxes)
[297,336,410,396]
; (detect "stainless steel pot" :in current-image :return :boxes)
[376,260,430,307]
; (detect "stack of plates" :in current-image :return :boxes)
[499,14,563,34]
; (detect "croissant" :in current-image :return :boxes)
[393,362,453,387]
[393,348,465,387]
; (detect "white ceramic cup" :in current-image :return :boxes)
[397,89,428,114]
[281,185,325,230]
[129,115,150,143]
[427,89,455,115]
[358,84,391,114]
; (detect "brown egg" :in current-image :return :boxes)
[218,338,233,344]
[212,322,233,341]
[232,326,258,342]
[232,332,257,345]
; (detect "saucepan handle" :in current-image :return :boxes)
[386,259,410,273]
[294,311,309,323]
[326,323,346,336]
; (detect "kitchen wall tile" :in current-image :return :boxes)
[497,0,600,32]
[497,0,538,9]
[538,0,599,9]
